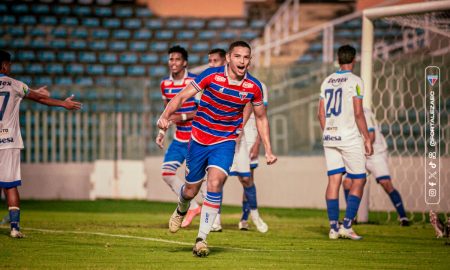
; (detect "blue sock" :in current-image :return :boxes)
[241,200,250,221]
[9,207,20,231]
[389,189,406,219]
[326,199,339,231]
[344,189,350,203]
[344,195,361,229]
[243,185,258,210]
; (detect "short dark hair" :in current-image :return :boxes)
[208,48,226,58]
[228,41,251,53]
[0,50,11,64]
[337,45,356,65]
[168,45,188,61]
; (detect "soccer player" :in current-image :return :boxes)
[157,41,277,257]
[317,45,373,240]
[342,107,410,226]
[155,46,202,227]
[0,50,82,238]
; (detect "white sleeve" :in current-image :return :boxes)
[261,82,268,106]
[13,79,29,98]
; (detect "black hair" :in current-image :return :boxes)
[337,45,356,65]
[0,50,11,64]
[208,48,226,58]
[168,45,188,61]
[228,41,251,53]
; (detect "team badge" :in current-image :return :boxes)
[219,87,224,93]
[427,75,438,86]
[239,92,248,100]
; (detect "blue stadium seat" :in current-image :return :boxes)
[145,19,163,29]
[208,19,226,29]
[30,27,46,37]
[212,42,227,50]
[134,29,152,39]
[113,30,131,39]
[220,31,237,39]
[198,31,215,40]
[90,41,107,50]
[130,41,147,51]
[61,17,79,26]
[70,40,87,50]
[46,64,64,74]
[240,31,258,40]
[87,65,104,75]
[95,6,112,16]
[120,53,138,64]
[189,54,200,64]
[149,66,166,77]
[298,54,314,63]
[96,77,114,87]
[124,19,141,29]
[16,76,32,86]
[103,18,121,28]
[229,19,246,28]
[34,76,53,86]
[336,30,353,38]
[86,91,98,100]
[191,42,209,52]
[32,4,50,15]
[0,39,5,48]
[30,38,47,49]
[2,15,15,24]
[11,64,24,73]
[0,3,7,13]
[27,64,44,74]
[115,7,133,17]
[58,52,76,62]
[72,28,88,38]
[107,65,126,76]
[9,26,25,36]
[309,42,322,52]
[160,54,168,63]
[174,42,189,49]
[167,19,184,29]
[12,39,27,48]
[155,30,173,40]
[250,19,265,28]
[51,40,67,49]
[74,6,91,16]
[20,15,37,25]
[75,77,93,86]
[99,53,117,64]
[136,7,152,17]
[128,66,146,76]
[55,77,73,85]
[187,19,205,29]
[79,52,96,63]
[177,31,195,40]
[110,41,127,51]
[12,4,29,13]
[150,42,168,52]
[345,19,361,29]
[53,5,71,15]
[92,29,109,39]
[40,16,58,25]
[141,54,158,64]
[83,18,100,27]
[66,64,84,74]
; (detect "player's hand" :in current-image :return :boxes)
[364,140,373,156]
[157,116,171,131]
[155,130,165,149]
[265,152,277,165]
[35,86,50,97]
[63,95,82,110]
[249,142,260,160]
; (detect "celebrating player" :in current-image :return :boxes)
[317,45,373,240]
[0,50,82,238]
[342,107,410,226]
[157,41,277,257]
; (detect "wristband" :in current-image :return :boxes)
[181,113,187,121]
[158,129,165,136]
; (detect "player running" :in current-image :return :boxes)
[0,50,82,238]
[342,107,410,226]
[317,45,373,240]
[155,46,202,226]
[157,41,277,257]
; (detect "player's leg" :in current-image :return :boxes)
[0,188,10,225]
[324,146,346,239]
[238,174,267,233]
[342,177,351,203]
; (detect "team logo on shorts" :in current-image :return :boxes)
[239,92,248,100]
[242,82,253,88]
[214,75,226,82]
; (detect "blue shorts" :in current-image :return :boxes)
[185,140,236,183]
[162,140,188,175]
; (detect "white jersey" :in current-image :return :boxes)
[364,107,388,155]
[320,70,364,146]
[0,75,29,150]
[244,82,268,141]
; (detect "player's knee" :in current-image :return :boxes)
[239,176,253,188]
[182,185,197,199]
[342,178,352,189]
[379,180,394,193]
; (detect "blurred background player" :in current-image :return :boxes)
[155,46,202,227]
[429,210,449,238]
[342,107,410,226]
[317,45,373,241]
[0,50,82,238]
[157,41,277,257]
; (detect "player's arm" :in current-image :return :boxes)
[253,104,277,165]
[369,130,375,144]
[353,98,373,156]
[317,98,326,131]
[30,86,50,97]
[25,91,82,110]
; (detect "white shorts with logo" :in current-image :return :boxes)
[324,143,366,179]
[230,133,251,177]
[0,148,22,188]
[366,151,391,182]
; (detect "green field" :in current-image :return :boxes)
[0,200,448,269]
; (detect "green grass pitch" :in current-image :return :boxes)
[0,200,448,269]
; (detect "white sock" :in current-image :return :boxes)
[250,209,260,220]
[162,174,184,197]
[197,204,219,240]
[213,213,221,225]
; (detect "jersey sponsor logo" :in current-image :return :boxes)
[0,128,9,135]
[239,92,248,100]
[326,126,338,131]
[0,81,12,89]
[214,75,226,82]
[328,77,347,87]
[164,80,171,86]
[0,137,14,144]
[323,135,341,141]
[242,82,253,88]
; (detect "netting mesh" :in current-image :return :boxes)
[369,10,450,219]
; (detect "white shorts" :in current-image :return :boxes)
[230,133,251,177]
[244,118,259,168]
[0,148,22,188]
[366,151,391,182]
[324,143,366,179]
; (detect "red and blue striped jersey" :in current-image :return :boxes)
[160,70,197,142]
[191,65,264,145]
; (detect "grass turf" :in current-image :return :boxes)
[0,200,449,269]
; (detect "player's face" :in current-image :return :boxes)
[168,52,187,75]
[208,53,226,67]
[226,46,251,80]
[0,61,11,75]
